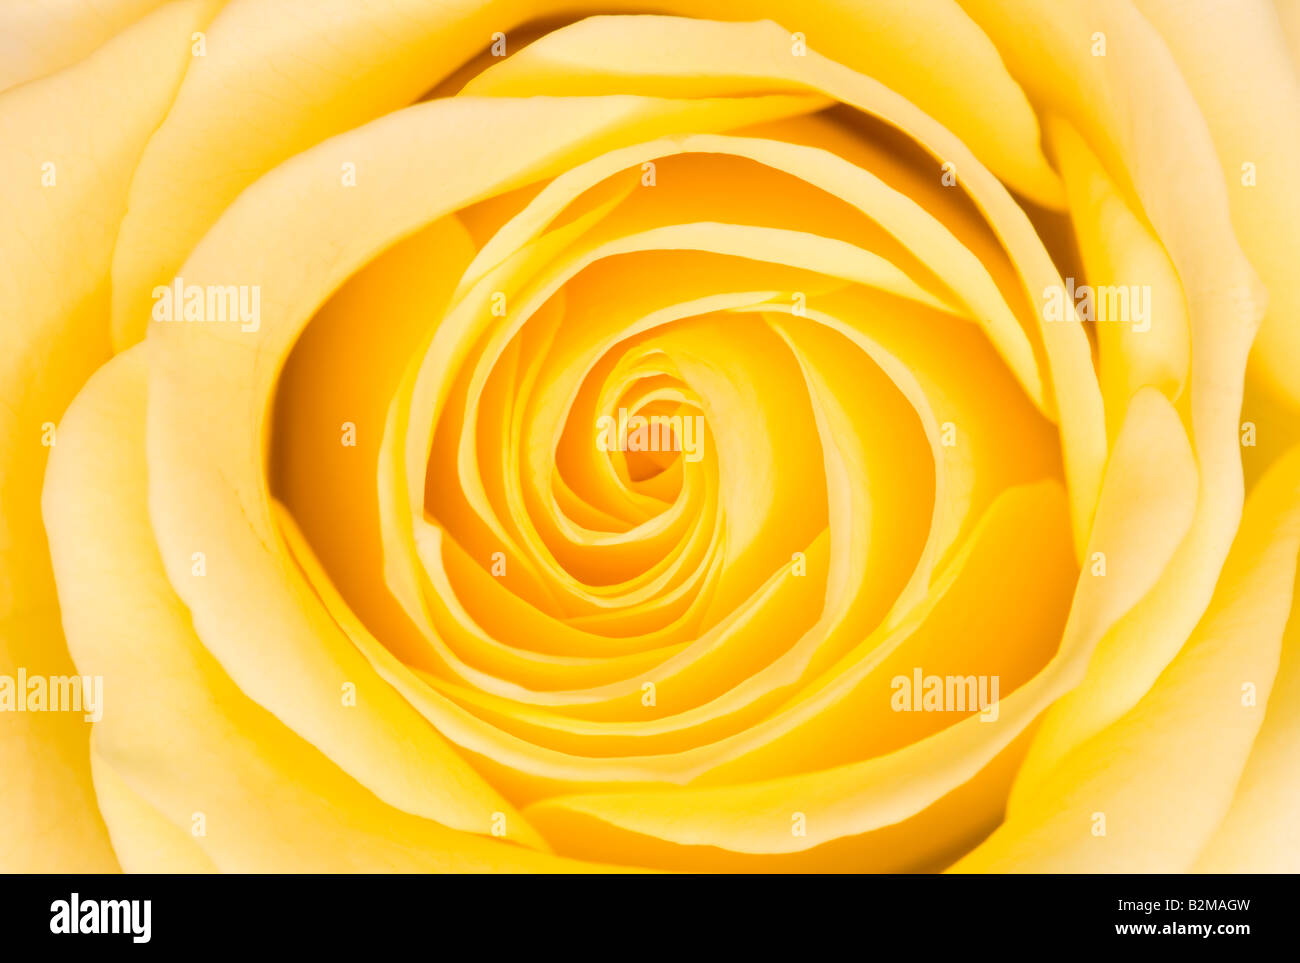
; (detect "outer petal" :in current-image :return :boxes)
[0,0,171,91]
[956,445,1300,872]
[1281,0,1300,70]
[960,0,1268,799]
[1045,116,1189,441]
[1193,520,1300,871]
[44,348,611,872]
[0,0,218,872]
[88,748,219,874]
[109,0,1061,348]
[1135,0,1300,478]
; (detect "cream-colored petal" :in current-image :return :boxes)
[89,747,218,874]
[1045,116,1189,441]
[0,0,171,91]
[0,0,217,872]
[1137,0,1300,428]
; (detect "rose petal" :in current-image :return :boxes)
[459,15,1110,549]
[46,349,611,870]
[1193,462,1300,872]
[961,0,1269,798]
[0,0,216,872]
[1046,116,1189,440]
[109,0,1061,348]
[1137,0,1300,427]
[0,0,170,91]
[513,386,1194,856]
[956,445,1300,872]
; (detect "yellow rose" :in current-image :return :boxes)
[3,0,1298,873]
